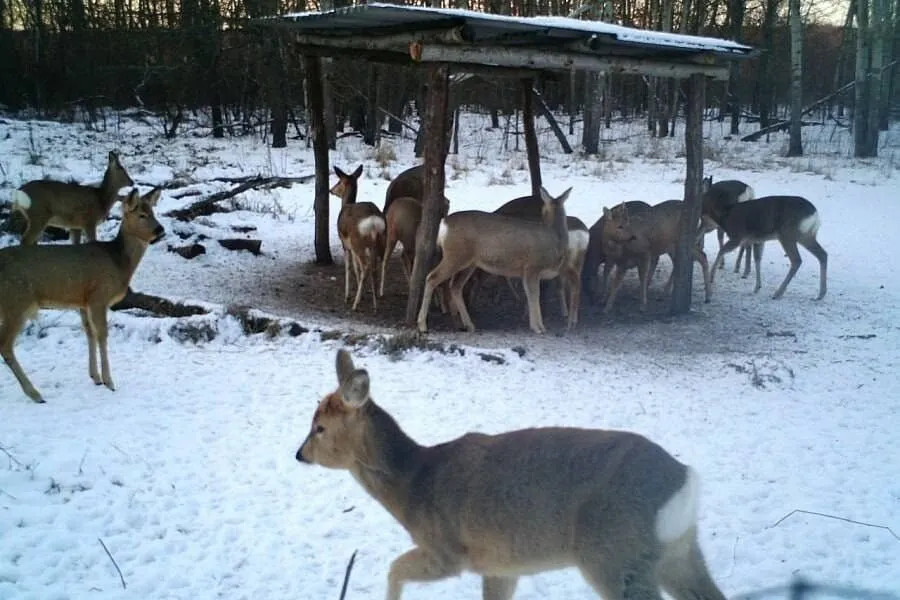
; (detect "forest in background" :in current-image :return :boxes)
[0,0,896,157]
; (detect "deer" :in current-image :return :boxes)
[11,150,134,245]
[700,176,755,275]
[297,348,729,600]
[416,186,570,335]
[379,194,450,297]
[330,165,387,312]
[710,195,827,300]
[383,163,451,216]
[466,193,588,329]
[602,200,711,314]
[583,200,651,304]
[0,187,165,403]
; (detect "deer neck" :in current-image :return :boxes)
[342,184,358,206]
[351,402,423,520]
[109,227,150,280]
[98,168,123,212]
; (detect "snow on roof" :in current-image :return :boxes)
[281,2,754,57]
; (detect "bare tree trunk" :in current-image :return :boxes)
[727,0,746,134]
[364,64,379,146]
[671,73,706,315]
[522,78,542,198]
[868,0,888,140]
[832,0,857,118]
[788,0,803,156]
[855,0,875,156]
[304,56,333,265]
[406,64,449,325]
[582,71,600,153]
[757,0,780,130]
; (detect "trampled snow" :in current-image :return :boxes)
[0,111,898,600]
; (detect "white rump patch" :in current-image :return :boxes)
[568,229,589,255]
[655,466,699,543]
[436,219,448,249]
[738,186,755,203]
[358,215,386,238]
[11,190,32,211]
[798,211,821,236]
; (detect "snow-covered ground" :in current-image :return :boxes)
[0,110,898,600]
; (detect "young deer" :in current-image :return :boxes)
[297,349,728,600]
[583,200,651,304]
[700,176,755,275]
[416,186,570,334]
[0,187,165,403]
[710,195,827,300]
[330,166,387,312]
[602,200,711,314]
[11,151,134,245]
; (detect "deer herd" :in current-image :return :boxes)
[333,162,829,333]
[0,147,833,599]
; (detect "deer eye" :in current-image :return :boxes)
[315,424,325,434]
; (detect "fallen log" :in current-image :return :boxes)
[218,238,262,255]
[111,289,210,317]
[165,175,313,222]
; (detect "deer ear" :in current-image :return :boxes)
[556,187,572,205]
[108,151,117,163]
[123,188,141,211]
[340,369,370,408]
[539,186,553,205]
[143,187,162,207]
[336,349,355,384]
[352,165,364,179]
[333,166,346,179]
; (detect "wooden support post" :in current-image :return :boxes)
[405,64,450,325]
[671,73,706,315]
[304,55,333,265]
[521,78,542,198]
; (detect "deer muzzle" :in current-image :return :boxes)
[150,225,166,244]
[295,439,310,463]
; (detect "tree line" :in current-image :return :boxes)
[0,0,896,157]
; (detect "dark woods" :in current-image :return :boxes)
[0,0,894,152]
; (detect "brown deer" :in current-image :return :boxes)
[473,193,589,329]
[297,348,728,600]
[417,186,570,334]
[379,194,450,297]
[330,166,387,312]
[583,200,651,304]
[11,151,134,245]
[602,200,711,314]
[700,176,755,275]
[383,164,450,216]
[0,187,165,403]
[710,195,827,300]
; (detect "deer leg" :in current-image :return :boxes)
[351,251,368,312]
[710,238,743,283]
[386,547,462,600]
[521,273,546,334]
[772,237,803,299]
[343,248,352,303]
[603,265,627,314]
[693,247,712,303]
[637,254,652,312]
[717,228,726,269]
[449,266,478,332]
[566,267,583,330]
[658,533,727,600]
[598,262,613,304]
[483,576,519,600]
[70,229,83,245]
[741,243,753,278]
[365,247,378,312]
[79,308,101,385]
[558,273,569,319]
[0,311,44,403]
[417,258,462,333]
[20,214,49,246]
[799,238,828,300]
[752,243,764,293]
[89,304,115,391]
[577,558,663,600]
[379,235,398,297]
[734,244,744,274]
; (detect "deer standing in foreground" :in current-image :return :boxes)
[710,195,827,300]
[417,186,570,334]
[583,200,651,304]
[11,151,134,245]
[330,166,387,312]
[297,348,728,600]
[0,188,165,403]
[602,200,711,314]
[700,176,755,275]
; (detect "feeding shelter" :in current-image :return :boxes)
[263,3,757,324]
